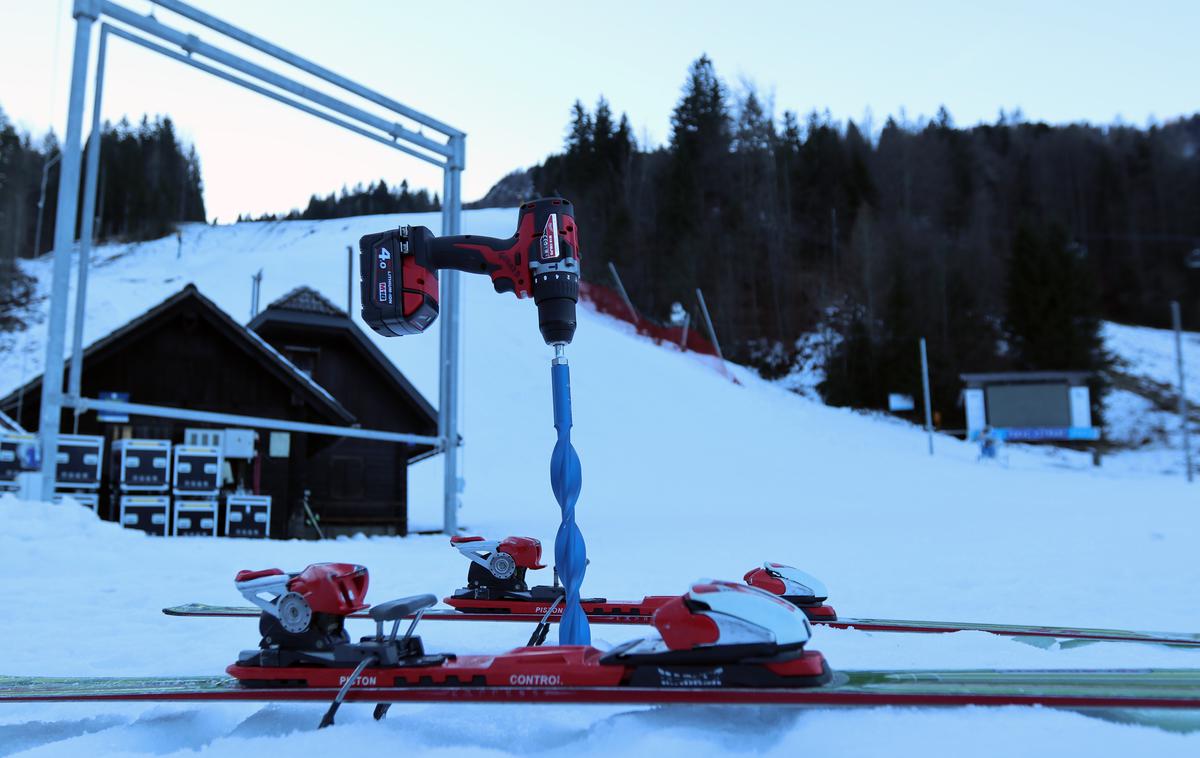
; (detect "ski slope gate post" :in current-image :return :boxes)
[40,0,467,533]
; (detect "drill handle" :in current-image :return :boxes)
[427,234,532,298]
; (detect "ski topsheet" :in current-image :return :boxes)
[6,668,1200,710]
[161,602,1200,648]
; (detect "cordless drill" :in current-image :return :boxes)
[358,198,589,643]
[357,197,580,345]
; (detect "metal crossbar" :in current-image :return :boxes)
[38,0,466,533]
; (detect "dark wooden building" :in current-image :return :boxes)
[0,284,437,537]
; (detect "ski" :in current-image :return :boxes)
[164,604,1200,647]
[6,668,1200,711]
[162,601,1200,647]
[161,537,1200,648]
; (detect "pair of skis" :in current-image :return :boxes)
[6,550,1200,724]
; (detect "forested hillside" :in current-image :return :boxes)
[0,108,206,335]
[527,56,1200,426]
[238,179,439,222]
[0,108,205,262]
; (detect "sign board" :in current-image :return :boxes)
[97,391,130,423]
[1186,248,1200,270]
[887,393,915,412]
[994,427,1101,442]
[966,380,1097,442]
[269,432,291,458]
[986,383,1070,428]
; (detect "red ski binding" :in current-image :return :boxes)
[443,535,838,621]
[744,562,838,620]
[227,565,831,727]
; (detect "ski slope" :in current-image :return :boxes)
[2,211,1200,756]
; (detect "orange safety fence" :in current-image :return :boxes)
[578,282,736,382]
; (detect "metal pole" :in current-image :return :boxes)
[99,3,451,162]
[69,396,441,445]
[250,269,262,319]
[38,0,98,501]
[695,288,725,361]
[1172,301,1192,482]
[33,153,61,259]
[16,336,27,423]
[606,262,638,321]
[68,23,109,409]
[438,135,465,534]
[919,337,934,456]
[102,25,444,167]
[346,245,353,312]
[0,408,25,434]
[146,0,465,139]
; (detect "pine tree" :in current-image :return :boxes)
[1004,222,1106,373]
[658,55,732,322]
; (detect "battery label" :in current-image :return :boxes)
[375,244,395,304]
[540,214,560,260]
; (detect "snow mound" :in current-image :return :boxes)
[0,493,122,541]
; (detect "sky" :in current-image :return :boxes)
[0,0,1197,223]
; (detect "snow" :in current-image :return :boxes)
[1104,321,1200,405]
[3,212,1200,756]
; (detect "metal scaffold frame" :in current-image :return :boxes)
[38,0,466,533]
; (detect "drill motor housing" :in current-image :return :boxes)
[359,197,580,345]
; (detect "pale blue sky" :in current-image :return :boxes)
[1,0,1196,222]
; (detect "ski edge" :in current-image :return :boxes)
[6,671,1200,710]
[159,604,1200,646]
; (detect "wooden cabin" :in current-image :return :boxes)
[0,284,437,537]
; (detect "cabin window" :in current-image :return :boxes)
[283,346,320,377]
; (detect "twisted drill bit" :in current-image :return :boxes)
[550,344,589,645]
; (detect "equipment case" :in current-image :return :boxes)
[172,445,222,495]
[119,494,170,536]
[174,498,218,537]
[0,432,38,485]
[225,494,271,538]
[55,434,105,488]
[112,439,172,491]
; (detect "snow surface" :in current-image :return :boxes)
[1104,321,1200,405]
[3,212,1200,756]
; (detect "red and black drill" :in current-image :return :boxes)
[357,199,590,643]
[357,197,581,345]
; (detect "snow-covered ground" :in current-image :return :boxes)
[1104,321,1200,405]
[3,212,1200,756]
[1102,322,1198,467]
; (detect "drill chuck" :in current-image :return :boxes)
[534,270,579,345]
